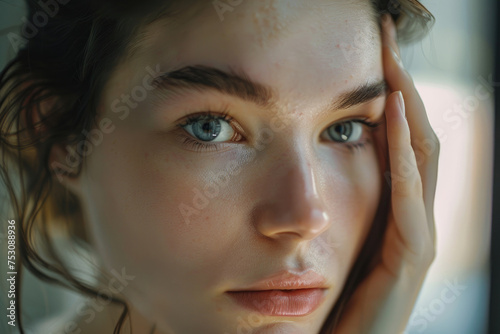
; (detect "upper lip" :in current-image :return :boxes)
[228,269,329,291]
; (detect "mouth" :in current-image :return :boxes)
[225,288,328,316]
[225,269,329,316]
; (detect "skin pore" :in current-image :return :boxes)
[58,0,389,333]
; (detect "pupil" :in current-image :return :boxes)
[329,122,352,142]
[193,118,221,141]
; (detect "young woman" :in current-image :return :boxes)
[0,0,439,333]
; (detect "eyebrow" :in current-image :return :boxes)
[151,65,387,112]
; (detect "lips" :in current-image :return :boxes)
[226,270,329,316]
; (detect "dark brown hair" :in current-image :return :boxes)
[0,0,434,333]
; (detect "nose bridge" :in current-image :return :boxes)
[252,147,331,241]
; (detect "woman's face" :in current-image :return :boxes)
[71,0,387,332]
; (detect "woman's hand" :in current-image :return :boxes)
[333,14,440,334]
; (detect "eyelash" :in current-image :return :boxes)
[175,109,383,153]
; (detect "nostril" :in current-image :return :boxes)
[273,231,303,241]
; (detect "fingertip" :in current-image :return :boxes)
[381,13,396,35]
[380,15,400,61]
[381,13,391,26]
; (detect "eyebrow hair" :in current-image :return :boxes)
[333,79,388,109]
[151,65,387,112]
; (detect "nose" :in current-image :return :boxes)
[252,154,331,242]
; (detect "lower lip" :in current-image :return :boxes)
[226,288,327,316]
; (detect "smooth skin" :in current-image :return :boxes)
[334,14,439,334]
[48,2,439,334]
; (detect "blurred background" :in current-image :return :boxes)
[395,0,494,333]
[0,0,495,333]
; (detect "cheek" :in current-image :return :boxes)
[324,148,382,270]
[79,116,382,298]
[79,125,244,277]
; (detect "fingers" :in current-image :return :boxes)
[386,92,421,196]
[380,13,400,55]
[381,15,436,144]
[385,90,433,262]
[380,14,439,240]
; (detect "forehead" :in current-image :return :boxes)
[122,0,382,104]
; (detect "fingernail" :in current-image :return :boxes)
[381,13,390,25]
[396,91,405,117]
[388,20,397,40]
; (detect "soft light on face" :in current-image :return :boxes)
[75,0,386,333]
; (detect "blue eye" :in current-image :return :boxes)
[176,110,243,152]
[181,114,234,142]
[176,111,382,153]
[321,119,382,151]
[323,121,363,143]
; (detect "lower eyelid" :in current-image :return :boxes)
[173,115,379,152]
[174,131,239,152]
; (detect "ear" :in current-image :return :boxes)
[26,94,84,196]
[48,142,84,196]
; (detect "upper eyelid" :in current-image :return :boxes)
[177,108,232,123]
[177,111,377,125]
[176,112,379,144]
